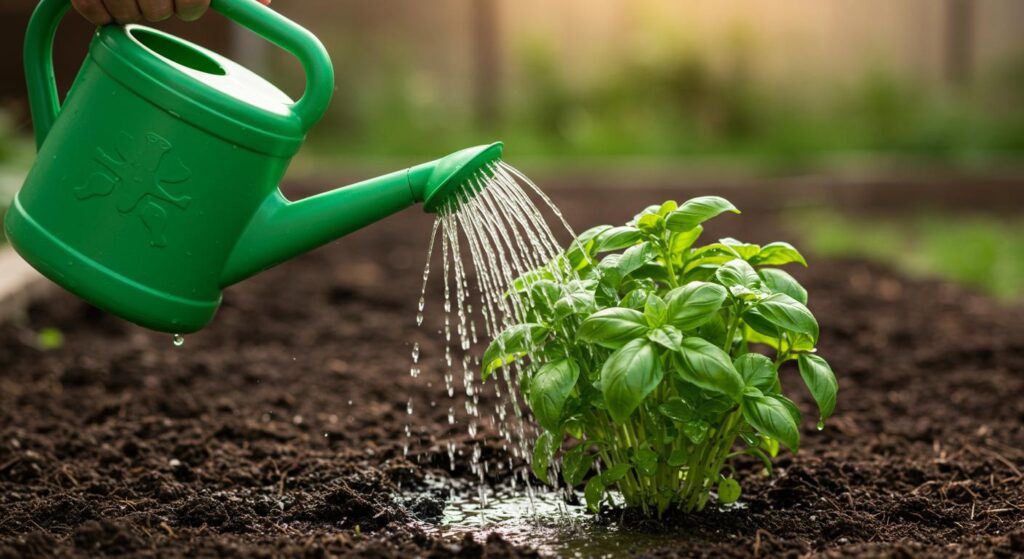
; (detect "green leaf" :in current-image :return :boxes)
[617,243,658,278]
[594,226,643,253]
[584,477,605,512]
[683,420,710,444]
[665,281,727,330]
[750,242,807,267]
[670,225,704,255]
[644,294,668,328]
[527,280,562,316]
[647,325,683,352]
[668,448,688,467]
[532,431,557,484]
[578,308,649,349]
[637,213,663,233]
[715,258,761,289]
[797,354,839,424]
[741,395,800,452]
[554,291,596,320]
[734,353,779,394]
[658,397,696,422]
[528,359,581,432]
[742,323,816,354]
[759,268,808,305]
[566,225,611,270]
[745,293,819,341]
[665,196,740,232]
[601,339,664,424]
[776,393,804,426]
[658,200,679,216]
[716,237,762,260]
[601,463,631,483]
[482,323,549,380]
[672,338,745,401]
[562,445,595,487]
[718,477,742,504]
[36,328,65,351]
[632,447,659,477]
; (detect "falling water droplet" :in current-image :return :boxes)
[172,334,184,347]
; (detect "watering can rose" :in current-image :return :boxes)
[482,196,838,516]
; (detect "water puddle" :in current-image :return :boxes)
[421,482,728,558]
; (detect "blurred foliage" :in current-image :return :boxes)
[303,33,1024,168]
[790,210,1024,302]
[36,328,65,351]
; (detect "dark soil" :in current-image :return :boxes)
[1,183,1022,558]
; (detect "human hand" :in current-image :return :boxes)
[72,0,272,26]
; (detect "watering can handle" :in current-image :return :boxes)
[210,0,335,129]
[24,0,335,149]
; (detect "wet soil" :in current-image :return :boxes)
[1,184,1022,558]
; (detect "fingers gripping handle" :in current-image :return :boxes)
[23,0,335,149]
[210,0,335,129]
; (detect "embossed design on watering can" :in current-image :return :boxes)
[7,0,503,335]
[73,131,192,247]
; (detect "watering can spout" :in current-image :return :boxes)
[220,142,504,286]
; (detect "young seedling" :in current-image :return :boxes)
[482,196,838,516]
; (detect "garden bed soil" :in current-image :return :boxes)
[1,184,1022,558]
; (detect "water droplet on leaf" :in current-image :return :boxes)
[172,334,184,347]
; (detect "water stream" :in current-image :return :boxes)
[406,161,579,507]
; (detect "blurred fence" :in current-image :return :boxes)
[1,0,1023,161]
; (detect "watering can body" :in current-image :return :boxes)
[6,0,499,334]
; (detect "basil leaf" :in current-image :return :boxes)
[665,196,740,232]
[665,281,727,330]
[718,478,742,504]
[658,397,696,422]
[601,463,631,483]
[647,325,683,352]
[797,354,839,424]
[562,444,595,487]
[482,323,549,380]
[584,477,605,512]
[617,242,658,278]
[644,294,668,328]
[632,447,659,477]
[741,395,800,452]
[745,293,819,341]
[532,431,557,484]
[578,308,649,349]
[750,242,807,267]
[528,359,581,432]
[734,353,779,394]
[673,337,744,402]
[759,268,808,305]
[594,226,643,253]
[715,258,761,289]
[601,339,664,424]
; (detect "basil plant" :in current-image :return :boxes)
[482,196,838,516]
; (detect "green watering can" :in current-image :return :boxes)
[6,0,503,333]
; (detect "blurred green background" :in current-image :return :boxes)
[0,0,1022,299]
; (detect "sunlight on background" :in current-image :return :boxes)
[0,0,1021,297]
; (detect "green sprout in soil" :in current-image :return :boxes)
[482,196,838,516]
